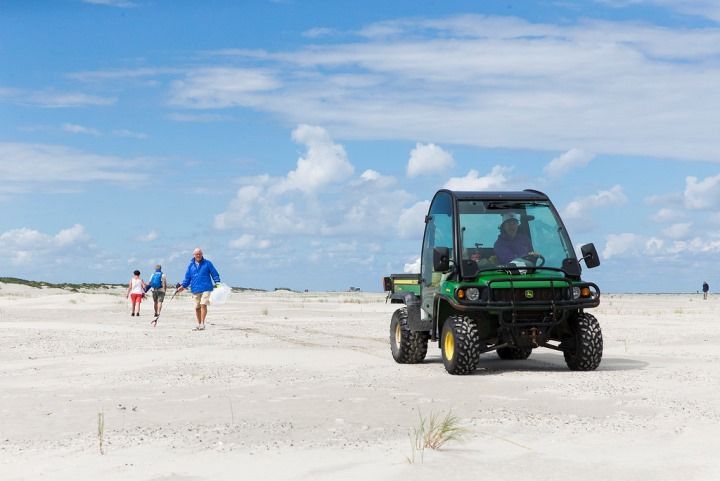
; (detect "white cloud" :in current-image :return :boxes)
[112,129,148,139]
[407,143,454,177]
[397,200,430,239]
[684,174,720,210]
[229,234,271,250]
[544,148,594,178]
[443,166,510,191]
[273,125,354,194]
[303,27,338,38]
[355,169,396,188]
[0,88,116,108]
[34,92,116,108]
[137,231,158,242]
[166,112,231,123]
[0,224,89,265]
[662,222,692,239]
[55,225,88,246]
[215,126,414,239]
[0,142,147,185]
[404,257,421,274]
[603,233,643,259]
[167,15,720,162]
[602,229,720,260]
[83,0,137,7]
[62,123,101,136]
[169,68,280,109]
[563,185,627,219]
[645,236,665,255]
[597,1,720,22]
[652,208,683,223]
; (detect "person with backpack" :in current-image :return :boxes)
[703,281,709,300]
[145,264,167,324]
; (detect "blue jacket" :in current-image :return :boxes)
[494,232,533,264]
[182,257,220,293]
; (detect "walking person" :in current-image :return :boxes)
[176,248,221,330]
[147,264,167,326]
[126,270,146,316]
[703,281,709,300]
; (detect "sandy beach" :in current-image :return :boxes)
[1,283,719,480]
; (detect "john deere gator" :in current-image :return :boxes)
[384,189,602,375]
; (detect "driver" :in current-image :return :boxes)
[493,213,538,264]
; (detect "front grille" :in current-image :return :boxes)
[490,287,567,303]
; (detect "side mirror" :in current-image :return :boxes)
[580,243,601,269]
[433,247,450,272]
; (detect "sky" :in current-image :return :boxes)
[2,0,720,293]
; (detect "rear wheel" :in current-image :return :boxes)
[564,313,603,371]
[441,315,481,375]
[390,308,429,363]
[497,346,532,360]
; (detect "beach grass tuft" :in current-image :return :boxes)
[407,410,467,463]
[97,411,105,455]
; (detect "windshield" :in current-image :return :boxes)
[457,200,575,275]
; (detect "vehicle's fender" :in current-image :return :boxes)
[389,292,432,332]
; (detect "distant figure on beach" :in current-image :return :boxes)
[146,264,167,325]
[126,270,146,316]
[703,281,709,300]
[176,248,221,331]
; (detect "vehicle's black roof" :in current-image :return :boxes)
[441,189,549,201]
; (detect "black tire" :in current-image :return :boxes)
[497,346,532,360]
[390,308,429,364]
[564,313,603,371]
[441,315,481,375]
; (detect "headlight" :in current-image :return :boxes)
[466,287,480,301]
[571,287,581,299]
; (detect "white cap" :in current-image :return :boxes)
[501,213,521,225]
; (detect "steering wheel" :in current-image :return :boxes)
[523,253,545,267]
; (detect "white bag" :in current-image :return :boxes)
[209,283,231,305]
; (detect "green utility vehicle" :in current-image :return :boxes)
[383,189,602,375]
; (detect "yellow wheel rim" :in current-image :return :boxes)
[444,331,455,361]
[394,322,402,349]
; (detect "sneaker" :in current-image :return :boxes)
[199,323,205,330]
[131,313,135,316]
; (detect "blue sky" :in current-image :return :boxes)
[2,0,720,292]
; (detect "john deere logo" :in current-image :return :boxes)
[525,290,534,299]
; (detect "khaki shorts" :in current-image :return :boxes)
[152,290,166,302]
[192,291,211,307]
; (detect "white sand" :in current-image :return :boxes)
[1,283,719,480]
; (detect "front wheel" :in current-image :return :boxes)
[390,308,428,364]
[441,315,481,375]
[563,313,603,371]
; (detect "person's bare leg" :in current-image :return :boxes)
[156,301,163,315]
[195,306,202,326]
[200,305,208,325]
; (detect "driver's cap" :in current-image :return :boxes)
[501,213,521,225]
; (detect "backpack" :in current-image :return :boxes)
[149,271,163,289]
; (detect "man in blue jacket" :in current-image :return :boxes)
[176,247,221,330]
